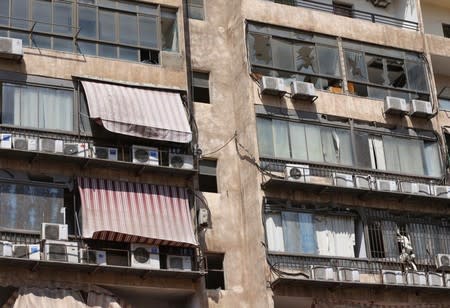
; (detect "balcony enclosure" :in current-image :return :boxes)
[265,201,450,283]
[264,0,418,30]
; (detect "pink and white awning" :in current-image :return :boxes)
[81,80,192,143]
[78,177,197,247]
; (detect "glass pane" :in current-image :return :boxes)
[272,37,294,71]
[54,37,73,52]
[79,93,92,135]
[289,122,308,161]
[386,58,406,88]
[117,1,136,12]
[265,213,285,252]
[188,5,204,20]
[119,13,138,45]
[99,10,115,41]
[272,119,290,159]
[193,71,209,87]
[119,46,138,61]
[282,212,301,253]
[406,61,428,93]
[354,131,372,168]
[98,0,116,9]
[0,1,9,26]
[20,86,39,128]
[317,45,340,77]
[161,9,178,51]
[424,142,442,177]
[99,43,117,58]
[9,31,30,47]
[139,15,157,48]
[305,125,323,162]
[345,50,367,81]
[54,2,73,34]
[11,0,29,29]
[39,87,73,131]
[33,0,52,32]
[348,82,368,97]
[336,128,353,165]
[321,127,337,164]
[383,136,401,173]
[248,33,272,66]
[367,86,388,100]
[256,117,274,157]
[294,43,317,74]
[440,98,450,111]
[138,4,158,15]
[397,138,424,175]
[2,84,18,125]
[366,55,385,85]
[79,6,97,39]
[77,40,96,55]
[32,35,51,49]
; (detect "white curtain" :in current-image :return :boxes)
[20,86,39,128]
[382,136,400,173]
[321,127,337,164]
[424,142,442,177]
[370,136,386,170]
[314,215,335,256]
[332,216,355,258]
[265,213,285,252]
[289,122,308,161]
[39,88,73,131]
[305,125,323,162]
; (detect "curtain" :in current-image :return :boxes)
[382,136,401,173]
[332,216,355,258]
[289,122,308,161]
[314,215,335,256]
[336,128,353,165]
[381,221,398,261]
[265,213,285,252]
[272,119,290,159]
[20,86,39,128]
[424,142,442,177]
[39,88,73,131]
[355,219,367,258]
[321,127,337,164]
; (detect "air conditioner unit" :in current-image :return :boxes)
[338,268,360,282]
[130,244,160,269]
[285,164,310,182]
[79,249,107,265]
[384,96,408,115]
[41,223,69,241]
[39,138,63,153]
[410,99,433,118]
[132,145,159,166]
[43,240,78,263]
[428,272,444,287]
[0,37,23,60]
[375,179,398,192]
[0,133,12,149]
[433,186,450,198]
[400,182,431,196]
[333,173,354,188]
[382,270,405,285]
[355,175,372,189]
[260,76,286,96]
[290,81,317,101]
[169,153,194,169]
[93,146,118,160]
[63,142,89,157]
[0,241,12,257]
[436,254,450,271]
[407,271,427,286]
[13,136,38,151]
[12,244,40,260]
[167,255,192,271]
[311,266,335,281]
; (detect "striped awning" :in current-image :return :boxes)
[81,80,192,143]
[78,177,197,247]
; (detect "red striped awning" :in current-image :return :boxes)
[78,177,197,247]
[81,80,192,143]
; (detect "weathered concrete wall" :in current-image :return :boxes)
[422,1,450,36]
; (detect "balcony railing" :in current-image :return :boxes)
[267,0,419,31]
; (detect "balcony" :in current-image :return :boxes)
[260,159,450,206]
[0,127,197,177]
[265,203,450,289]
[264,0,418,30]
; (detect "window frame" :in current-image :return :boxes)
[192,71,210,103]
[443,23,450,38]
[0,0,179,64]
[187,0,205,21]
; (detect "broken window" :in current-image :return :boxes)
[248,32,272,66]
[317,45,340,77]
[345,50,367,82]
[366,55,385,85]
[386,58,406,88]
[294,43,317,74]
[161,9,178,52]
[272,38,295,71]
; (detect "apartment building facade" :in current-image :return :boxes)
[0,0,449,307]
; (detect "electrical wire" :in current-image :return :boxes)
[261,241,310,279]
[201,132,237,157]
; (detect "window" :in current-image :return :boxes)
[2,83,74,132]
[188,0,204,20]
[0,182,65,233]
[0,0,178,64]
[443,24,450,38]
[256,116,442,177]
[333,1,353,18]
[265,210,362,258]
[192,71,210,103]
[247,23,342,92]
[206,253,225,290]
[439,87,450,111]
[343,41,429,100]
[199,160,218,193]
